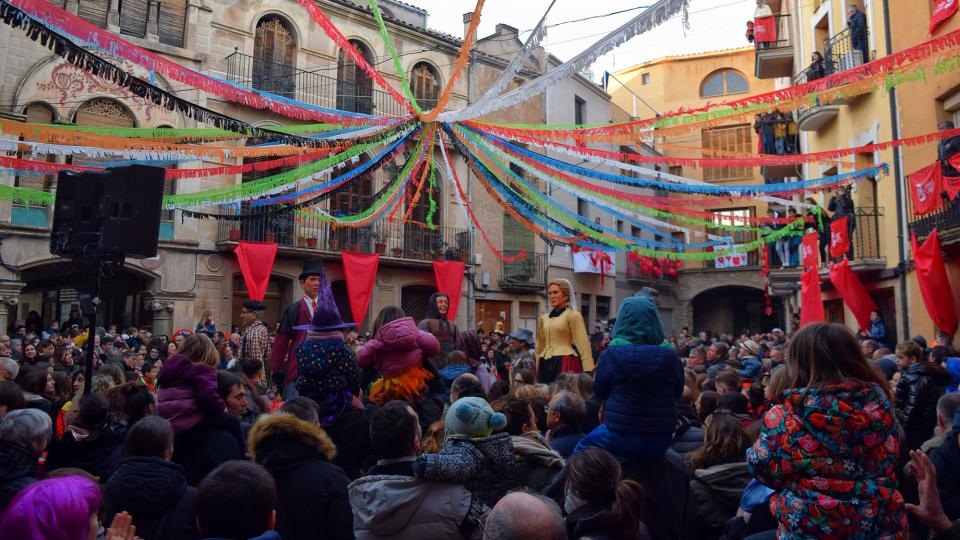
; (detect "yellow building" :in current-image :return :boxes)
[607,47,790,335]
[757,0,960,343]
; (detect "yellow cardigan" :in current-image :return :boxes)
[535,308,595,372]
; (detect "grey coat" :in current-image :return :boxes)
[349,474,485,540]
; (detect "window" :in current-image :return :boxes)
[16,103,56,212]
[580,293,592,322]
[616,220,624,233]
[669,165,683,177]
[596,296,611,322]
[337,40,374,114]
[574,96,586,125]
[253,16,296,96]
[700,69,749,98]
[411,62,441,111]
[577,198,588,218]
[702,124,753,181]
[503,214,535,257]
[709,208,758,267]
[641,73,650,85]
[620,146,641,180]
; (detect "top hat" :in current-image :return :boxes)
[294,266,356,332]
[299,258,325,281]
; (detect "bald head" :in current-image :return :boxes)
[450,372,484,403]
[484,492,564,540]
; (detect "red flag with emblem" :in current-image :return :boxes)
[909,162,944,216]
[754,16,776,43]
[802,232,819,268]
[829,216,850,259]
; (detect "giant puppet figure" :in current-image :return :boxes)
[271,258,324,400]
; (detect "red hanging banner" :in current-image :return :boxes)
[932,0,959,34]
[802,232,819,269]
[433,261,466,323]
[829,216,850,259]
[342,252,380,327]
[946,154,960,199]
[754,16,777,43]
[912,230,959,334]
[910,162,944,216]
[800,266,825,328]
[234,241,278,302]
[829,258,877,331]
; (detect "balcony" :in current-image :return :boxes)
[756,115,801,179]
[225,50,407,117]
[754,14,795,79]
[767,207,886,293]
[908,195,960,247]
[794,27,871,131]
[624,256,679,286]
[498,251,547,293]
[217,208,471,265]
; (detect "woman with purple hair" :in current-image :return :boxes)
[0,475,102,540]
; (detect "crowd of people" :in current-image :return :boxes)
[2,257,960,539]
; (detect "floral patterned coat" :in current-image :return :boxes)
[746,381,907,540]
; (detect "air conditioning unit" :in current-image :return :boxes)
[481,272,490,288]
[471,253,482,266]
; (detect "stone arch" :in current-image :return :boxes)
[686,281,783,336]
[249,10,304,49]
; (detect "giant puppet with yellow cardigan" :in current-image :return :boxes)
[535,278,594,384]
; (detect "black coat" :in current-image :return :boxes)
[565,502,651,540]
[0,441,38,512]
[171,413,245,486]
[248,413,353,540]
[548,426,585,459]
[324,407,370,481]
[940,136,960,177]
[621,449,689,540]
[687,462,753,540]
[896,362,953,450]
[932,429,960,521]
[103,457,198,540]
[45,429,123,482]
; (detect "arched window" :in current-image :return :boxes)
[17,103,57,212]
[700,69,749,98]
[411,62,440,111]
[253,15,296,97]
[337,40,374,114]
[72,98,136,166]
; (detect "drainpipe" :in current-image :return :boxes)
[465,50,476,333]
[881,0,910,341]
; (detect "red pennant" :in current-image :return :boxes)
[909,162,944,216]
[800,266,825,328]
[342,252,379,327]
[802,232,819,269]
[754,16,777,43]
[829,258,877,330]
[433,261,465,323]
[946,155,960,199]
[829,216,850,259]
[234,241,278,302]
[912,230,959,334]
[931,0,959,34]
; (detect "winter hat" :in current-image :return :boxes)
[508,328,533,344]
[445,397,507,439]
[611,295,665,347]
[740,340,760,357]
[74,393,110,431]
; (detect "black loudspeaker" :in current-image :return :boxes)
[50,165,166,260]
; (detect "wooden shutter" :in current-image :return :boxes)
[412,63,438,110]
[702,124,753,181]
[119,0,147,38]
[158,0,186,47]
[77,0,109,27]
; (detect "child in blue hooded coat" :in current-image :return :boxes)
[575,295,684,458]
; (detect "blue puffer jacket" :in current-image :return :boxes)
[737,355,762,381]
[594,344,683,436]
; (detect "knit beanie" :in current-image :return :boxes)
[444,397,507,439]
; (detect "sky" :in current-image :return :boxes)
[407,0,757,82]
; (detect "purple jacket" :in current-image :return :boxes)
[157,354,225,434]
[357,317,440,378]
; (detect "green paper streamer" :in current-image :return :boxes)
[369,0,423,115]
[425,158,437,230]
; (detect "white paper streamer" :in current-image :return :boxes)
[436,0,557,123]
[442,0,688,122]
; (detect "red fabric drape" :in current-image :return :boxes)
[932,0,959,33]
[234,241,278,301]
[433,261,465,322]
[800,266,825,328]
[829,216,850,259]
[802,232,819,268]
[829,258,877,330]
[754,16,777,43]
[946,155,960,199]
[342,252,379,328]
[912,230,959,334]
[909,162,944,216]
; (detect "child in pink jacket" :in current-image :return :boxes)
[157,335,225,433]
[358,306,440,404]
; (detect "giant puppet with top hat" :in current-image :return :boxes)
[270,258,327,400]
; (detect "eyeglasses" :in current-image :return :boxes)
[543,405,554,414]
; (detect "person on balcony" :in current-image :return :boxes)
[938,120,960,182]
[828,185,856,259]
[754,1,774,50]
[806,51,827,81]
[847,4,869,66]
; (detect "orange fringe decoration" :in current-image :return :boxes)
[368,364,434,405]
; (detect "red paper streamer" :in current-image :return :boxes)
[829,258,877,330]
[433,261,465,322]
[234,241,278,302]
[341,252,379,327]
[912,230,959,334]
[931,0,959,34]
